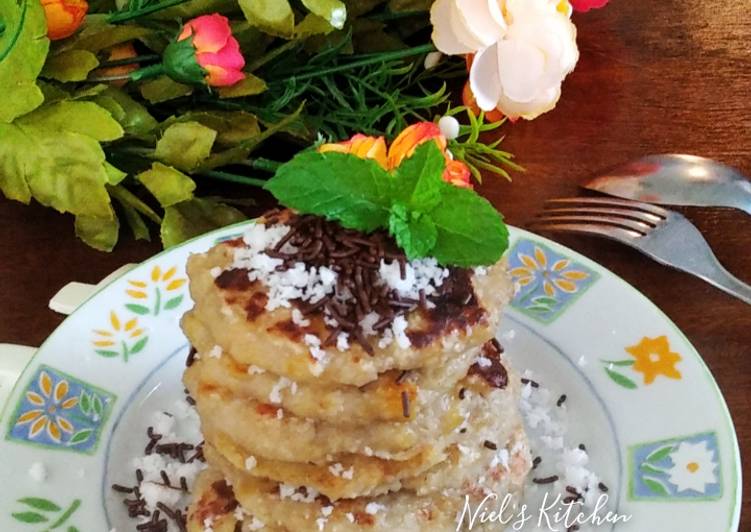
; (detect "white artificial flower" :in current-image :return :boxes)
[666,441,718,493]
[431,0,579,120]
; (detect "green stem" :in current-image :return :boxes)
[237,158,283,173]
[518,280,540,307]
[106,0,190,23]
[198,171,268,187]
[98,54,161,68]
[247,39,300,73]
[153,287,162,316]
[108,185,162,225]
[129,63,166,82]
[46,499,80,530]
[270,44,436,83]
[121,340,129,363]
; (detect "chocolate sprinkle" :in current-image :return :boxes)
[186,347,197,367]
[532,456,542,469]
[578,443,586,451]
[556,394,567,407]
[520,378,539,388]
[401,391,410,418]
[483,440,498,450]
[598,481,609,493]
[532,475,559,485]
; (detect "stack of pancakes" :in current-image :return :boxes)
[183,212,531,531]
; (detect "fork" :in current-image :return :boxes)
[529,197,751,305]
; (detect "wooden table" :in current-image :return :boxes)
[0,0,748,527]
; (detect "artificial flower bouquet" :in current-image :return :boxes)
[0,0,608,251]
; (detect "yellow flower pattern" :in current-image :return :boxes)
[15,370,78,443]
[124,265,187,316]
[92,311,148,362]
[508,239,596,322]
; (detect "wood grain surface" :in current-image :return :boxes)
[0,0,748,528]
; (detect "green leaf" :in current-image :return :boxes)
[601,359,636,367]
[392,142,444,212]
[42,50,99,82]
[642,476,670,496]
[18,497,61,512]
[58,16,151,53]
[118,200,151,241]
[11,512,48,523]
[165,111,260,146]
[17,101,124,142]
[163,295,184,310]
[125,303,150,315]
[80,392,91,414]
[301,0,347,30]
[532,296,558,306]
[526,305,552,313]
[95,350,120,358]
[92,395,103,417]
[295,14,337,38]
[217,74,267,99]
[239,0,295,37]
[429,185,509,266]
[640,462,667,476]
[129,336,148,355]
[265,150,393,232]
[154,122,217,171]
[646,445,675,463]
[137,163,196,208]
[604,368,638,389]
[93,87,158,137]
[161,197,246,248]
[140,76,193,104]
[388,205,437,259]
[75,210,121,252]
[0,0,49,122]
[68,429,93,445]
[104,162,128,186]
[69,527,80,532]
[0,117,116,218]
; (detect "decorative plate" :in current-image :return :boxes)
[0,224,741,532]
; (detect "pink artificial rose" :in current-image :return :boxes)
[177,14,245,87]
[571,0,609,13]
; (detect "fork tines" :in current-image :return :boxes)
[529,197,669,240]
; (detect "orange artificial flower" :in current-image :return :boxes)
[319,123,473,189]
[387,122,447,169]
[96,42,139,87]
[319,134,388,168]
[41,0,88,40]
[625,335,682,385]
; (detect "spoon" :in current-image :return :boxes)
[582,154,751,215]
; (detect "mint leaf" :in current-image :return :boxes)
[388,205,437,259]
[392,142,444,212]
[265,150,393,232]
[429,185,509,266]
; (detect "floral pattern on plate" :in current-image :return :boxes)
[124,265,187,316]
[508,238,598,323]
[5,365,115,453]
[629,431,722,500]
[92,311,149,362]
[600,335,683,389]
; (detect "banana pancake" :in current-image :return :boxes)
[183,211,513,387]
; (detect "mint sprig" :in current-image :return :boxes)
[264,142,509,266]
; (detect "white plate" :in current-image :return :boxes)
[0,224,741,531]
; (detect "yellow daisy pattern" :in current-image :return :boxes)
[124,265,187,316]
[509,239,596,322]
[92,311,148,362]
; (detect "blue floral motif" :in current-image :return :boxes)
[6,365,115,454]
[629,432,722,501]
[508,239,598,323]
